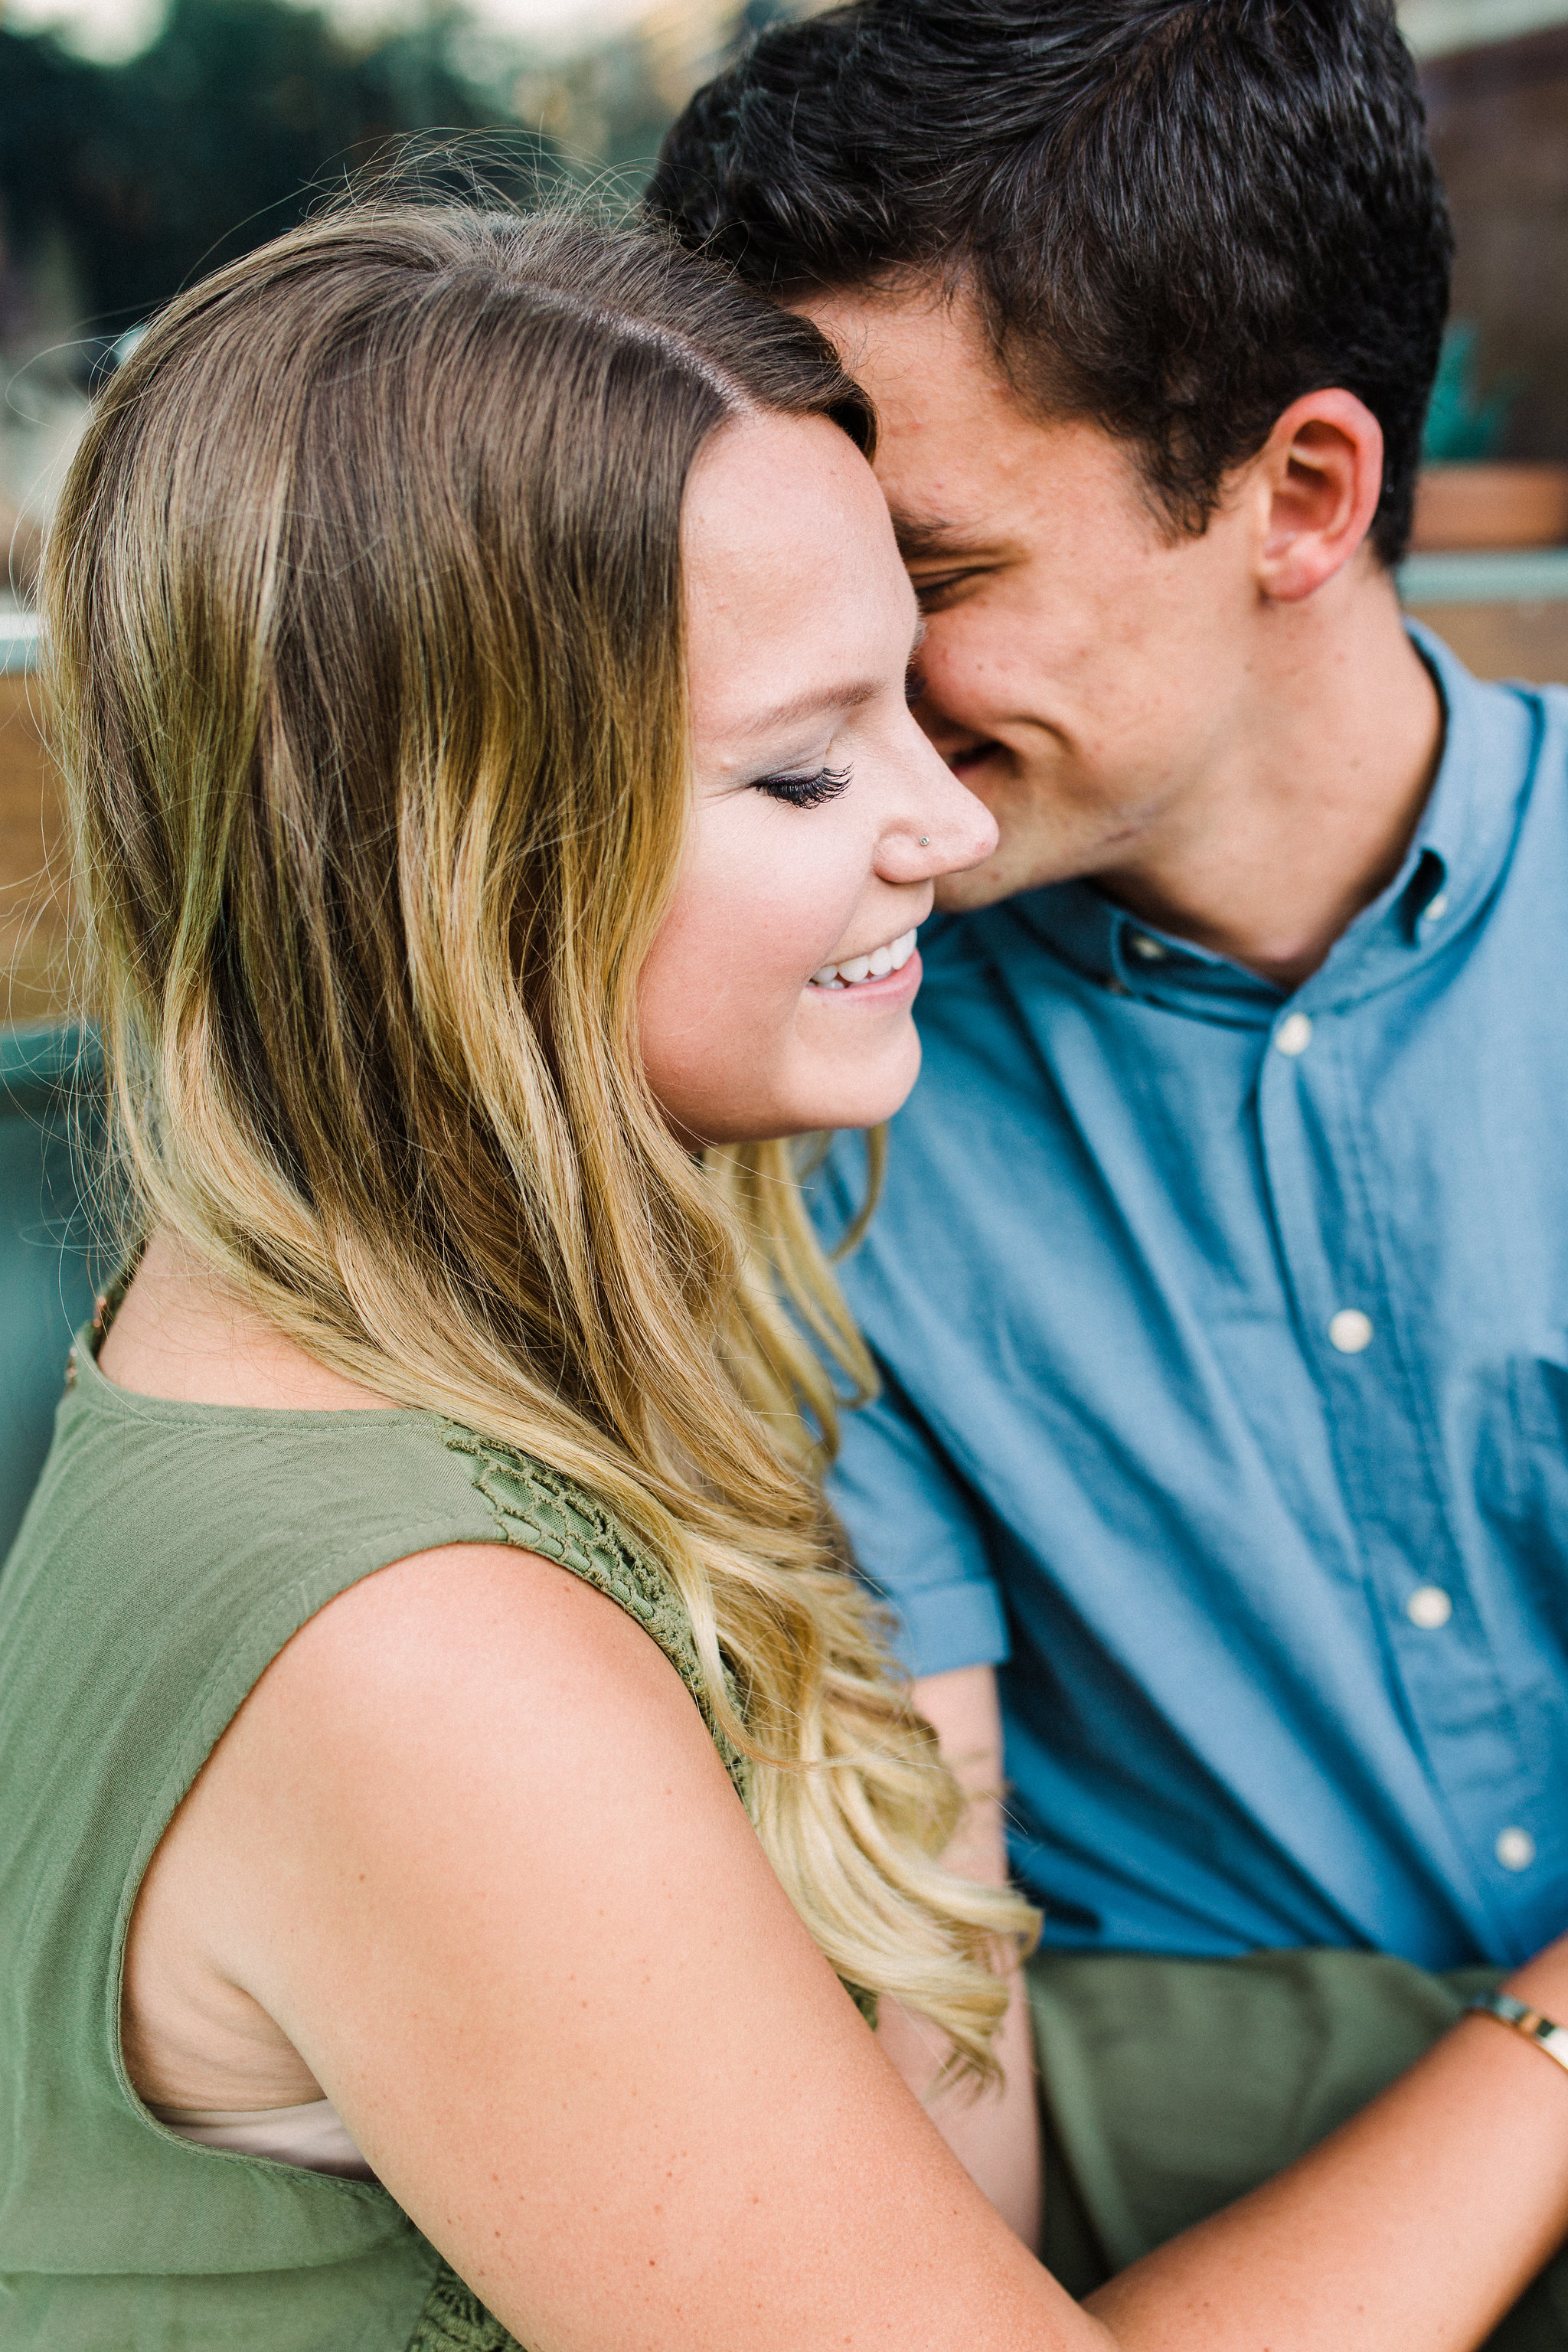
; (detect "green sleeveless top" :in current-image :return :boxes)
[0,1329,752,2351]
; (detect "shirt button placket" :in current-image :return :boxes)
[1268,998,1531,1927]
[1267,1021,1380,1365]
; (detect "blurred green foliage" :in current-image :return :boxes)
[0,0,583,349]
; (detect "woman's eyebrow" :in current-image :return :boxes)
[737,678,882,737]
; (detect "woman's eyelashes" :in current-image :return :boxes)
[752,763,853,809]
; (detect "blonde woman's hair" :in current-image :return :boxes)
[45,198,1036,2076]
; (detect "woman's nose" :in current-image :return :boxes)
[880,782,998,884]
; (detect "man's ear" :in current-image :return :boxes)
[1249,389,1387,603]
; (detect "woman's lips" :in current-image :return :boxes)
[810,926,919,990]
[805,949,923,1001]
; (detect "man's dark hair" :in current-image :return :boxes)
[647,0,1452,565]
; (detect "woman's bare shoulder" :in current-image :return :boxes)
[125,1540,683,2108]
[134,1538,1071,2352]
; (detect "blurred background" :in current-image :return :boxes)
[5,0,1568,1024]
[0,0,801,607]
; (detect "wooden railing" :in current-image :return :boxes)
[0,661,70,1027]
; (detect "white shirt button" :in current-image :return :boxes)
[1328,1308,1374,1354]
[1276,1012,1314,1057]
[1496,1826,1537,1873]
[1406,1584,1453,1629]
[1421,892,1449,925]
[1129,933,1168,961]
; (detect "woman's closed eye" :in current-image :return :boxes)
[751,763,852,809]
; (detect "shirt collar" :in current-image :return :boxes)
[1008,622,1540,1023]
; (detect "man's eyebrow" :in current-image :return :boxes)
[890,511,1004,565]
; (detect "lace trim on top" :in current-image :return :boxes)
[440,1430,753,1811]
[408,2260,529,2350]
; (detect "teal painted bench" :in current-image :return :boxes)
[0,1024,106,1561]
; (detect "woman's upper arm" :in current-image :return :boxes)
[185,1542,1087,2352]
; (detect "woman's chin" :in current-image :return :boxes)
[662,1003,923,1145]
[782,1031,924,1138]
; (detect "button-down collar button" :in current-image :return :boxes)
[1328,1308,1374,1354]
[1496,1826,1537,1872]
[1276,1012,1314,1057]
[1421,892,1449,926]
[1129,933,1168,961]
[1406,1584,1453,1629]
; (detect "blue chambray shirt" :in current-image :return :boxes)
[818,628,1568,1970]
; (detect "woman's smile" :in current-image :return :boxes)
[808,925,921,991]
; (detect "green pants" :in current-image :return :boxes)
[1028,1947,1568,2344]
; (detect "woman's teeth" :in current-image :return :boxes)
[810,929,918,990]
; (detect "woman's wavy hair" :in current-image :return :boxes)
[45,195,1035,2076]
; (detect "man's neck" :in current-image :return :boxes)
[1092,568,1444,993]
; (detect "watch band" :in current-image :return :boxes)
[1464,1989,1568,2079]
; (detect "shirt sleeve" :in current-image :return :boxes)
[828,1364,1011,1680]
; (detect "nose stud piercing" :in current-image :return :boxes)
[920,836,929,845]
